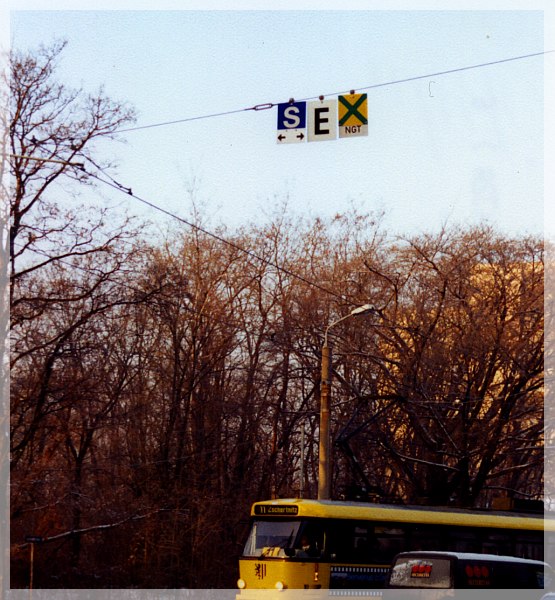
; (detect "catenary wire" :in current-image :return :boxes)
[7,151,354,306]
[82,157,349,303]
[15,49,553,303]
[117,49,553,133]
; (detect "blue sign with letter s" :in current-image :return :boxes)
[277,102,306,130]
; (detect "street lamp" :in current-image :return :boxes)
[318,304,376,500]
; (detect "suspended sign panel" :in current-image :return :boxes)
[276,101,307,144]
[338,93,368,138]
[276,95,367,143]
[308,99,337,142]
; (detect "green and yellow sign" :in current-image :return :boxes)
[338,93,368,138]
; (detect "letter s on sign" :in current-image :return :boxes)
[283,106,301,129]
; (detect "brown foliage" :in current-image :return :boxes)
[8,42,544,589]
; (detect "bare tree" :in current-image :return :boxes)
[9,40,136,287]
[9,133,544,587]
[9,39,140,460]
[331,226,543,507]
[8,41,152,585]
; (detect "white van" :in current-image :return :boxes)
[384,551,553,598]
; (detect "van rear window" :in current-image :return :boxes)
[460,562,493,587]
[389,557,452,589]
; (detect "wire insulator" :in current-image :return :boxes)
[251,103,274,111]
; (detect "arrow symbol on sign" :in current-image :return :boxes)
[297,133,305,140]
[278,134,286,141]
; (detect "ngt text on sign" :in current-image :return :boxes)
[338,93,368,138]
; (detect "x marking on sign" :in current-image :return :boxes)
[338,94,368,126]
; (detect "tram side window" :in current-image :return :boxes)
[447,528,482,554]
[514,532,543,561]
[409,525,443,551]
[326,520,355,561]
[374,526,406,562]
[482,531,512,556]
[326,521,385,563]
[295,522,324,558]
[353,525,380,560]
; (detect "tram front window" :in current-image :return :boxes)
[243,520,301,557]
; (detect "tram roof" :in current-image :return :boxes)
[250,498,554,531]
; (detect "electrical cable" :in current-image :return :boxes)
[300,50,553,100]
[8,152,353,305]
[14,48,553,303]
[82,157,349,303]
[117,49,553,133]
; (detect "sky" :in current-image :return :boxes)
[4,2,554,241]
[2,3,555,595]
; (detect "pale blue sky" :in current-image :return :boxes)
[7,5,554,238]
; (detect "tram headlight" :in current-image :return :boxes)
[275,580,286,591]
[237,578,246,589]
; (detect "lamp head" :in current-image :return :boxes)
[350,304,375,317]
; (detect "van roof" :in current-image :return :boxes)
[395,551,550,567]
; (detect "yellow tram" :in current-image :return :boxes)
[237,498,552,591]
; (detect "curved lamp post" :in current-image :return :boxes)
[318,304,376,500]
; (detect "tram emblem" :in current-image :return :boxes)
[254,563,267,580]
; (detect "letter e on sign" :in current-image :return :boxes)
[308,99,337,142]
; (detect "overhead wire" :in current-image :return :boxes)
[13,48,553,304]
[8,150,352,304]
[301,50,553,100]
[82,156,348,303]
[117,49,553,133]
[83,50,554,302]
